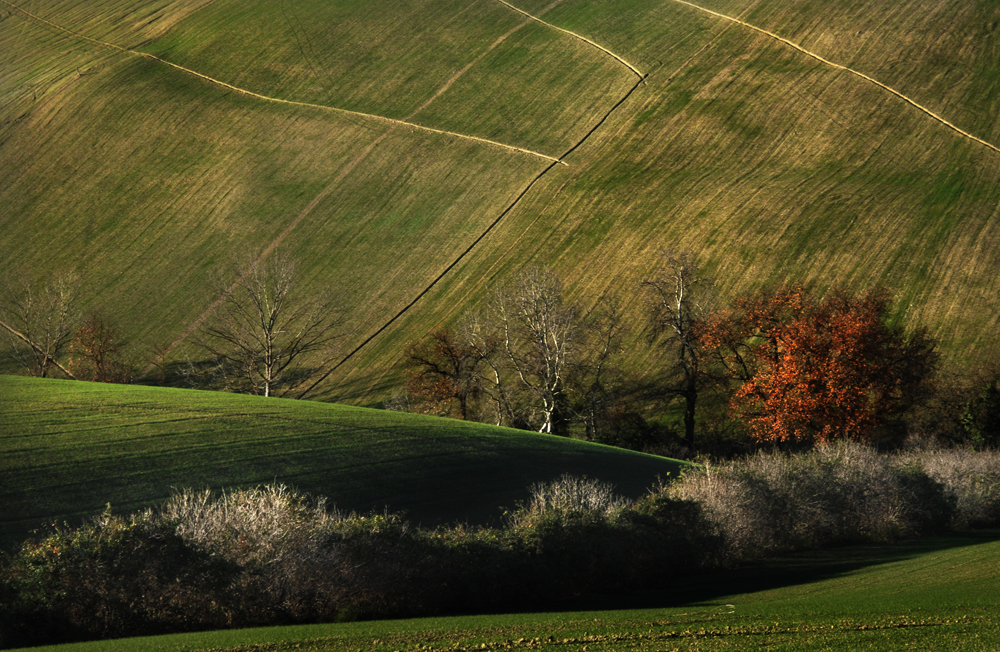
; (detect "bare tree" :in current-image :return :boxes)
[0,272,79,379]
[577,293,628,441]
[200,252,342,397]
[644,251,716,447]
[459,309,514,427]
[69,312,133,383]
[493,268,581,435]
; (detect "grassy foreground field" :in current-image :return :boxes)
[0,375,686,548]
[10,531,1000,651]
[3,0,999,406]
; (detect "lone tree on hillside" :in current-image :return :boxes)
[702,285,938,444]
[200,252,343,397]
[0,272,80,379]
[643,251,718,448]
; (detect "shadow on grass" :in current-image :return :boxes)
[541,529,1000,613]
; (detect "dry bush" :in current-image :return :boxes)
[502,474,718,595]
[161,485,423,624]
[8,448,998,648]
[669,441,953,562]
[519,474,631,519]
[901,448,1000,529]
[162,485,339,565]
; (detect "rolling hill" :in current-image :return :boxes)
[0,375,687,548]
[2,0,998,405]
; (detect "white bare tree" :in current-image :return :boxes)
[200,252,342,397]
[493,267,581,435]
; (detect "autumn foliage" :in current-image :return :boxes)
[702,286,937,444]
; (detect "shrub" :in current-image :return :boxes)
[162,486,428,624]
[902,448,1000,529]
[509,474,630,525]
[669,441,954,562]
[0,508,233,647]
[505,475,718,594]
[4,446,998,648]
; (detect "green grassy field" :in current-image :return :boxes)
[0,375,686,548]
[3,0,999,407]
[10,530,999,651]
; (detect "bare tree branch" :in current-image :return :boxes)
[643,251,717,447]
[1,272,79,379]
[0,317,77,379]
[199,252,343,397]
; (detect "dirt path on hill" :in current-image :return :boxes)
[294,2,648,397]
[10,0,643,388]
[666,0,1000,156]
[130,0,573,371]
[296,72,647,398]
[405,1,565,119]
[137,1,581,368]
[495,0,644,79]
[1,0,561,163]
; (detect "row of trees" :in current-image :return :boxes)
[1,254,342,396]
[0,273,132,383]
[403,268,630,439]
[4,252,996,452]
[402,253,961,450]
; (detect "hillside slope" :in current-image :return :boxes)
[1,0,997,404]
[0,376,686,548]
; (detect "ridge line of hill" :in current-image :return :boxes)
[0,0,564,164]
[667,0,1000,157]
[496,0,644,79]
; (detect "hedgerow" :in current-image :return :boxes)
[2,442,998,648]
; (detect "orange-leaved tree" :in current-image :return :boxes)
[702,285,937,444]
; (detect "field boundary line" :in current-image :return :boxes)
[496,0,644,79]
[144,3,567,370]
[297,156,562,398]
[474,75,647,292]
[298,75,647,399]
[299,8,651,398]
[667,0,1000,156]
[1,0,563,164]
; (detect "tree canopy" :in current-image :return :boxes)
[702,285,938,444]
